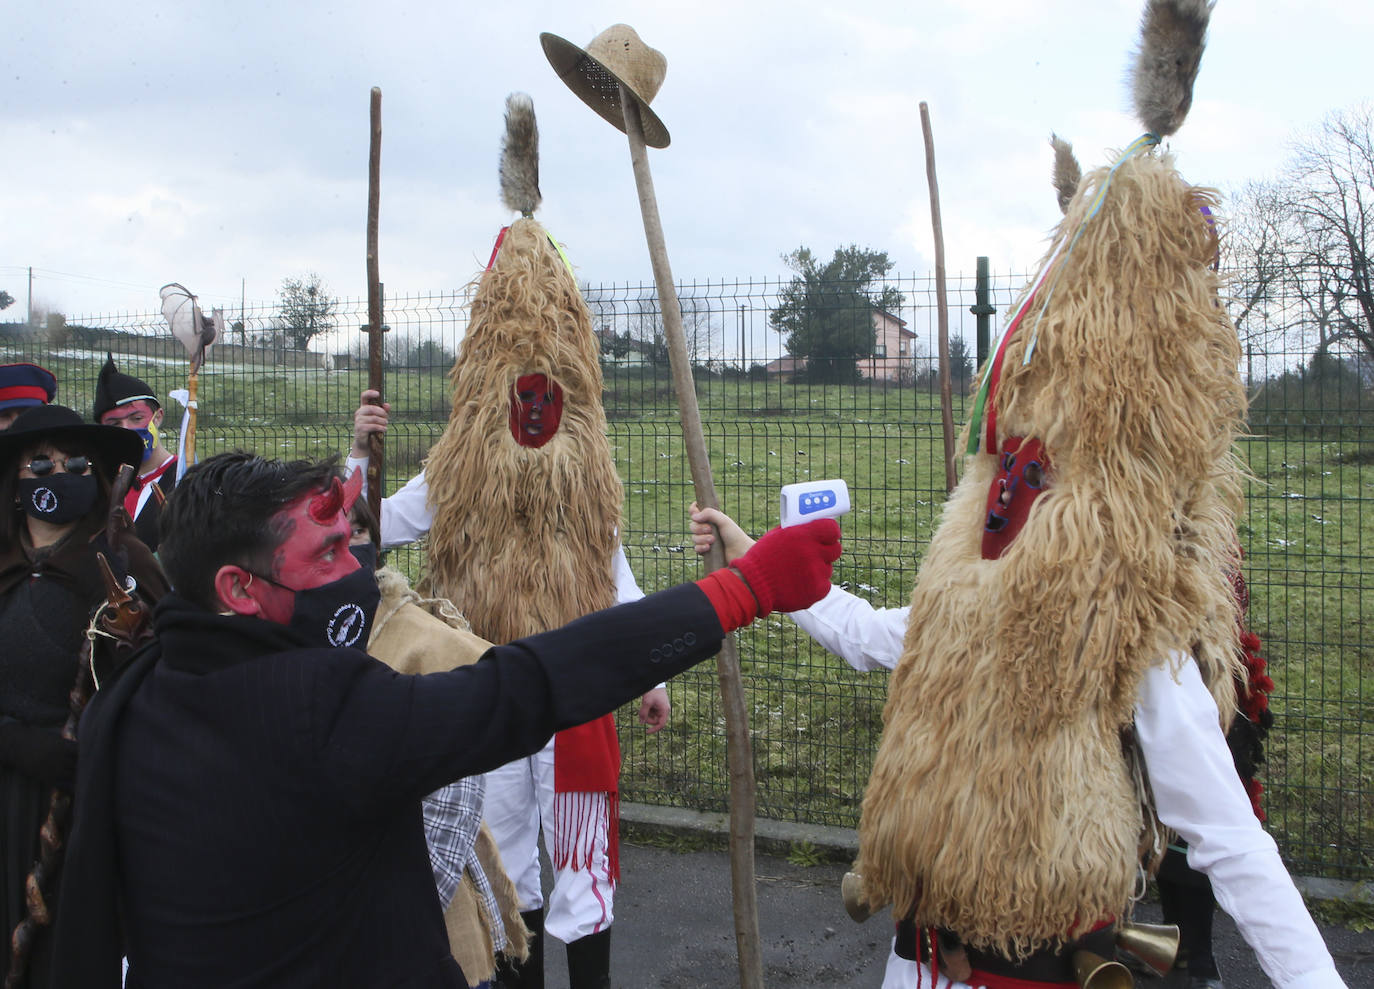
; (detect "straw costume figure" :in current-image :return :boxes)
[844,2,1347,987]
[412,94,654,989]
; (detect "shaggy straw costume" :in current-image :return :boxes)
[855,149,1248,958]
[422,218,621,645]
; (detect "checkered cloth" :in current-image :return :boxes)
[422,775,509,952]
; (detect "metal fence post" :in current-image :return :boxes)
[971,256,996,368]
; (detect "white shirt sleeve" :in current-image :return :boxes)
[346,456,435,549]
[785,584,909,671]
[1135,657,1346,989]
[612,542,646,605]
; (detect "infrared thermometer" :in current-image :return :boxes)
[779,479,851,528]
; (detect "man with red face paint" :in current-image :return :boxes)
[51,451,838,988]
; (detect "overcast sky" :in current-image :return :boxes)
[4,0,1371,322]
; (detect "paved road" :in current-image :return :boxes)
[537,839,1374,988]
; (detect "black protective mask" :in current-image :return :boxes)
[252,565,381,650]
[348,543,378,572]
[17,473,99,525]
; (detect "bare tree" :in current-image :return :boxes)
[1225,180,1290,345]
[578,279,720,368]
[1287,105,1374,363]
[1223,103,1374,385]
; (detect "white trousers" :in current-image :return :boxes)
[482,736,615,944]
[882,939,975,989]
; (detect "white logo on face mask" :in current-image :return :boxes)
[327,603,367,647]
[31,488,57,514]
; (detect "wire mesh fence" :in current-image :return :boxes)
[1,261,1369,880]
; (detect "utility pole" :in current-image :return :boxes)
[27,267,33,326]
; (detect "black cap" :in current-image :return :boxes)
[93,353,159,422]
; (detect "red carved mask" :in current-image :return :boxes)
[508,373,564,448]
[982,436,1051,560]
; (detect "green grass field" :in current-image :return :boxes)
[9,344,1372,878]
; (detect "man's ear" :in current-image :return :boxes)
[152,406,165,429]
[214,565,264,616]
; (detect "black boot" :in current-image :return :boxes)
[493,908,544,989]
[565,928,612,989]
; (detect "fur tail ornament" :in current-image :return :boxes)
[1130,0,1213,137]
[500,92,541,216]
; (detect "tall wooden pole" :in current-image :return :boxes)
[620,88,764,989]
[366,87,386,521]
[921,102,958,495]
[183,365,201,473]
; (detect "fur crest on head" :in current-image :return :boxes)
[1130,0,1213,136]
[500,93,541,216]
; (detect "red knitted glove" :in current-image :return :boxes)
[732,519,841,616]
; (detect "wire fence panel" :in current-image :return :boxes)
[1,260,1369,879]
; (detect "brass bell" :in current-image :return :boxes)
[1115,921,1181,977]
[840,871,873,923]
[1071,949,1134,989]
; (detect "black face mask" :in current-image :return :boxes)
[17,473,99,525]
[251,564,381,650]
[348,542,378,572]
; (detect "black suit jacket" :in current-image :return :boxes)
[54,583,722,988]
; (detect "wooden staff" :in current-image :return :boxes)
[183,365,202,473]
[365,87,386,522]
[921,102,958,495]
[619,87,764,989]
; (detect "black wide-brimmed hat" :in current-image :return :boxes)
[0,404,145,481]
[93,353,159,422]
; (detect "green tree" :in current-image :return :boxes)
[770,245,903,383]
[410,339,454,369]
[0,290,14,311]
[277,272,336,351]
[948,334,975,393]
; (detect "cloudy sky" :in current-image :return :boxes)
[4,0,1371,322]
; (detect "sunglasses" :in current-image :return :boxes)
[24,455,93,477]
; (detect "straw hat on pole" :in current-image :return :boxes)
[539,24,671,148]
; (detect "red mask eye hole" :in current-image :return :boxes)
[1002,452,1016,472]
[1023,461,1044,488]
